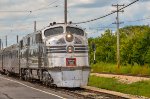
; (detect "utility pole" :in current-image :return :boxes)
[92,43,96,64]
[5,35,7,48]
[17,35,19,43]
[64,0,67,24]
[2,41,3,49]
[112,4,124,69]
[34,21,36,32]
[0,38,1,50]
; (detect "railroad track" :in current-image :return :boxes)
[32,84,127,99]
[57,88,128,99]
[0,73,128,99]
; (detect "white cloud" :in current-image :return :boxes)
[0,0,149,45]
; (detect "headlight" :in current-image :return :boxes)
[67,46,74,53]
[66,33,73,42]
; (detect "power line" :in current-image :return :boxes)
[72,0,139,24]
[33,0,60,11]
[0,10,32,13]
[26,0,61,26]
[21,11,32,20]
[90,27,115,30]
[95,16,150,30]
[126,17,150,23]
[0,0,60,13]
[89,16,150,34]
[0,0,61,31]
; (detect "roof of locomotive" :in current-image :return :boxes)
[20,23,85,40]
[42,23,85,32]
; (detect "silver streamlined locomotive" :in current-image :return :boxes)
[0,23,90,87]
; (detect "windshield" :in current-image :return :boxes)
[66,26,84,36]
[44,26,63,37]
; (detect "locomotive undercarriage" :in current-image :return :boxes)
[20,68,54,86]
[19,66,90,87]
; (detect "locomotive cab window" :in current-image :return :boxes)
[44,26,63,37]
[66,26,84,36]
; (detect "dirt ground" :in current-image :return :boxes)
[91,73,150,84]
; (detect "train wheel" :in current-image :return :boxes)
[42,72,47,85]
[6,70,11,76]
[3,69,6,75]
[42,71,53,86]
[42,71,49,86]
[51,84,57,88]
[24,70,30,81]
[20,69,25,80]
[37,70,43,81]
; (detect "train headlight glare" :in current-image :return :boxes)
[67,46,74,53]
[66,33,73,42]
[67,34,71,38]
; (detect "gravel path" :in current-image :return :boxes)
[91,73,150,84]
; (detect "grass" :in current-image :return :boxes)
[91,62,150,76]
[88,75,150,98]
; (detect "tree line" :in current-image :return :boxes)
[88,25,150,66]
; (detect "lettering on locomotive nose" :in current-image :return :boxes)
[66,58,76,66]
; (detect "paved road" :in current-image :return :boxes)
[0,74,73,99]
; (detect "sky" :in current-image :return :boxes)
[0,0,150,46]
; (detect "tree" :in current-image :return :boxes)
[88,25,150,66]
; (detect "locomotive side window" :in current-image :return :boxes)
[20,40,23,49]
[44,26,63,37]
[31,37,34,44]
[66,26,84,36]
[27,37,30,46]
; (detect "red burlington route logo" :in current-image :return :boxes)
[66,58,76,66]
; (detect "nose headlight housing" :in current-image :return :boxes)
[66,33,73,42]
[67,46,74,53]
